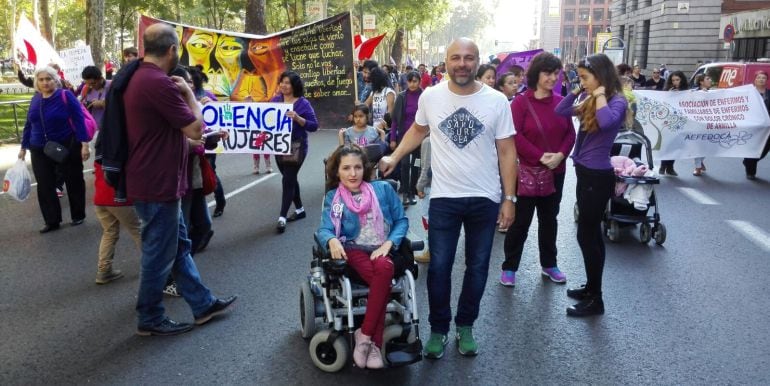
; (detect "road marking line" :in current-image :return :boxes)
[726,220,770,252]
[1,168,94,195]
[676,187,719,205]
[207,173,277,208]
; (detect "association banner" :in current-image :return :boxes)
[634,85,770,159]
[138,12,355,126]
[202,101,294,155]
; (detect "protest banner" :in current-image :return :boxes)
[203,101,294,155]
[497,49,563,94]
[139,12,355,126]
[634,85,770,159]
[59,46,95,86]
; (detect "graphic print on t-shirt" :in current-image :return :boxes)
[438,107,485,149]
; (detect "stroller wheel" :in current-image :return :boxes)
[640,223,652,244]
[605,220,620,242]
[653,223,667,245]
[309,329,349,373]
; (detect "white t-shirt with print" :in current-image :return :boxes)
[371,87,395,125]
[414,81,515,203]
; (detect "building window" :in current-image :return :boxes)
[579,8,590,22]
[627,0,638,12]
[577,26,588,37]
[563,26,575,39]
[579,0,590,5]
[564,9,575,23]
[617,1,626,15]
[733,38,767,62]
[594,0,605,4]
[564,0,575,5]
[640,20,650,68]
[593,8,604,22]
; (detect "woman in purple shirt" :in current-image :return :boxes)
[390,70,422,205]
[501,52,576,288]
[272,71,319,233]
[555,54,627,317]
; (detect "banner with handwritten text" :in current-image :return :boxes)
[138,12,355,126]
[634,85,770,159]
[59,46,94,87]
[203,102,294,155]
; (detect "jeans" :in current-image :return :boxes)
[502,173,566,272]
[575,165,615,295]
[427,197,498,334]
[134,200,215,327]
[182,189,212,253]
[29,137,86,225]
[94,206,141,272]
[205,154,225,208]
[398,147,420,197]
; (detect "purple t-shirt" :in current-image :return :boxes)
[124,62,197,202]
[82,80,110,129]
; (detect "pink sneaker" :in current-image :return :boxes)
[541,267,567,283]
[366,342,384,369]
[500,270,515,287]
[353,329,371,368]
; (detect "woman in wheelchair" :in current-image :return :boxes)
[316,144,408,369]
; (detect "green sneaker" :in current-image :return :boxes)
[424,332,448,359]
[456,326,479,356]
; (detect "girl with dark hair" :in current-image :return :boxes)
[476,64,496,87]
[273,70,319,233]
[390,70,423,205]
[315,144,408,369]
[501,52,576,288]
[365,67,396,132]
[555,54,627,317]
[659,70,688,176]
[496,72,519,101]
[339,104,385,146]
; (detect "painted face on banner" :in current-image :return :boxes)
[338,154,364,193]
[186,30,217,68]
[215,36,243,75]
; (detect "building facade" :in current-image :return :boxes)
[720,1,770,61]
[540,0,563,54]
[611,0,725,74]
[560,0,612,63]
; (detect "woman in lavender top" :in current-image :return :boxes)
[555,53,627,317]
[272,71,319,233]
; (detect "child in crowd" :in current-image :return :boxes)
[338,104,386,147]
[415,135,431,263]
[253,154,273,174]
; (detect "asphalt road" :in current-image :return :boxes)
[1,130,769,385]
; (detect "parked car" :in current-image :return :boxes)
[690,61,770,89]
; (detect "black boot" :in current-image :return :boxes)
[567,294,604,317]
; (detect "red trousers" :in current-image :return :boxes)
[345,248,394,347]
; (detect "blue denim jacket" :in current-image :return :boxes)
[315,180,408,253]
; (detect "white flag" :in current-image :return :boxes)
[14,14,64,69]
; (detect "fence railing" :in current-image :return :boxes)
[0,100,30,143]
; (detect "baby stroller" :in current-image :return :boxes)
[603,130,666,245]
[300,143,424,372]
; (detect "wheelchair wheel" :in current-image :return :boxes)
[604,220,620,242]
[309,329,349,373]
[300,280,316,339]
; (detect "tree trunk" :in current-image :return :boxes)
[391,27,404,67]
[39,0,53,44]
[245,0,267,35]
[86,0,105,71]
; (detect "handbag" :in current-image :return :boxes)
[517,97,556,197]
[199,155,217,195]
[39,101,70,163]
[277,140,303,165]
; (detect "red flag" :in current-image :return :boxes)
[354,33,386,60]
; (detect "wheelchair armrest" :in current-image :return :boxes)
[410,240,424,252]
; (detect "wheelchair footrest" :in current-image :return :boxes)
[386,339,423,367]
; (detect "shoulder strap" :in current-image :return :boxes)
[523,95,552,152]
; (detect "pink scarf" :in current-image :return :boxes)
[330,181,385,243]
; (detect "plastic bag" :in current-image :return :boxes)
[3,159,32,201]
